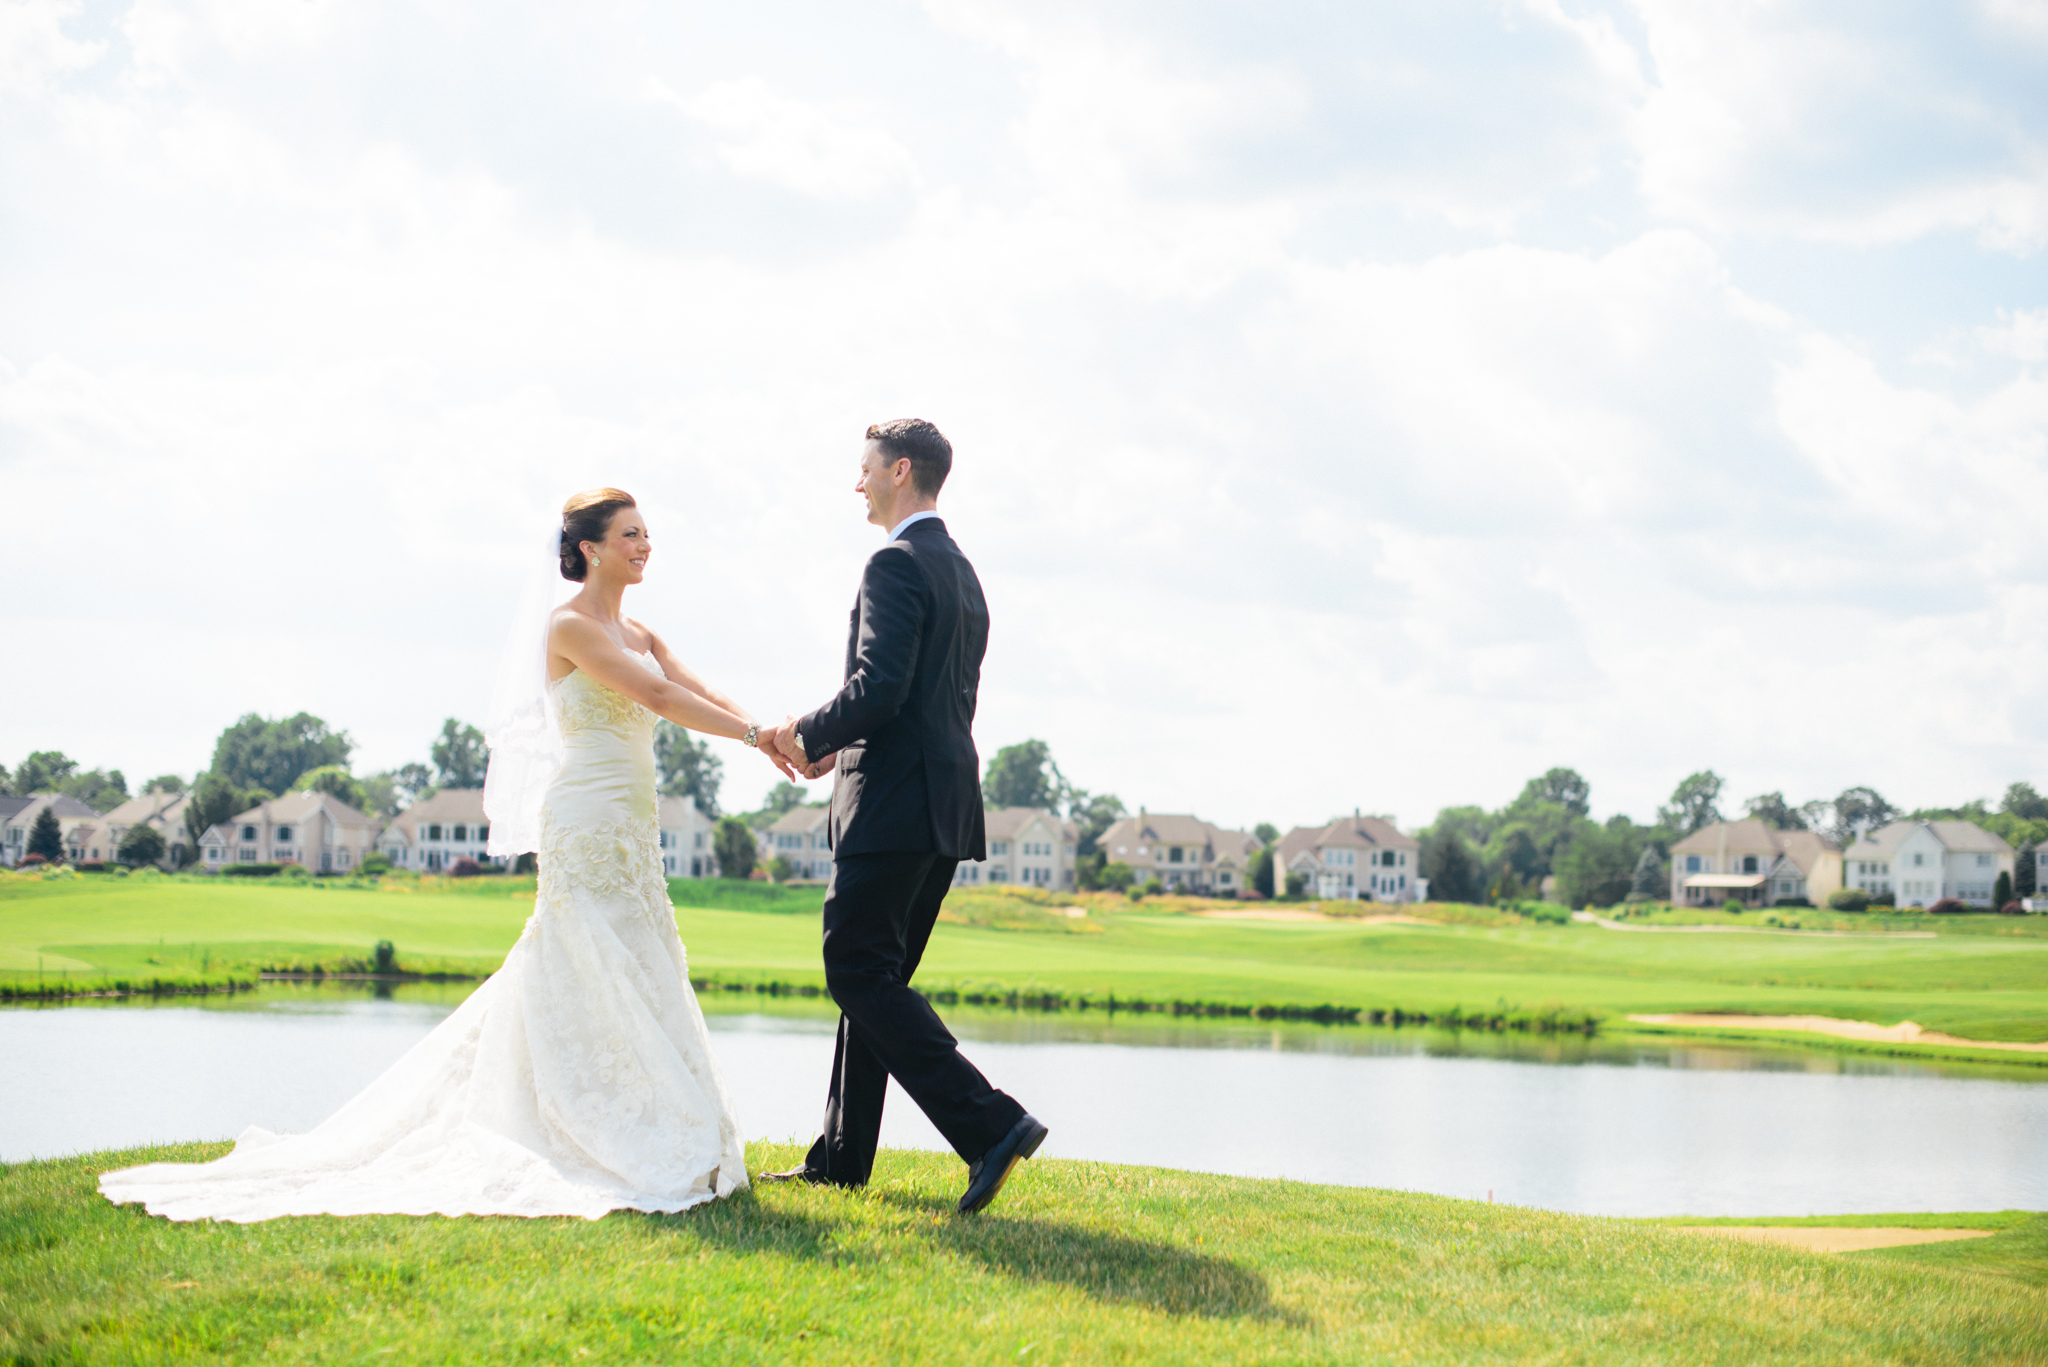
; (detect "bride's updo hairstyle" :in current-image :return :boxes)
[560,488,638,581]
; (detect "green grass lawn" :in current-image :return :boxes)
[2,1142,2040,1365]
[7,873,2048,1052]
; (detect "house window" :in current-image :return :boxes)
[239,847,257,861]
[206,848,221,863]
[1218,872,1233,886]
[1912,853,1925,866]
[1169,847,1184,863]
[275,826,294,843]
[452,825,467,842]
[478,825,488,843]
[1685,855,1702,872]
[1977,854,1992,867]
[428,825,443,841]
[241,825,259,841]
[1741,855,1758,873]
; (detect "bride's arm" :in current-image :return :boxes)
[551,615,782,766]
[640,628,753,727]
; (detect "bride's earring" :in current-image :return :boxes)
[591,556,599,567]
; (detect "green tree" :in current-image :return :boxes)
[1424,805,1495,855]
[1557,816,1648,909]
[1097,861,1135,893]
[1743,791,1806,830]
[769,855,798,883]
[982,739,1067,810]
[2001,782,2048,821]
[1513,767,1590,820]
[118,823,166,867]
[714,816,758,880]
[141,774,187,795]
[2018,844,2039,898]
[293,765,367,810]
[0,762,9,794]
[28,807,63,862]
[183,772,252,851]
[1830,786,1896,843]
[1066,791,1126,857]
[212,713,353,794]
[432,719,487,788]
[654,722,724,815]
[1249,846,1275,898]
[1252,822,1279,846]
[1658,771,1725,835]
[1628,844,1665,900]
[14,750,77,794]
[1994,870,2014,908]
[62,768,128,813]
[1420,829,1483,904]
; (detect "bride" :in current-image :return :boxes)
[100,488,787,1221]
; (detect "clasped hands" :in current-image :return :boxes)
[758,717,834,782]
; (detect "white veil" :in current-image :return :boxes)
[484,522,575,859]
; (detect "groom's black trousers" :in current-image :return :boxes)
[803,851,1025,1186]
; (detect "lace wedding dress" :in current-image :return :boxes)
[100,652,748,1221]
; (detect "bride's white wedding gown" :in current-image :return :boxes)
[100,652,748,1221]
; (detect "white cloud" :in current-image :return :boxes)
[655,75,918,201]
[2,0,2045,829]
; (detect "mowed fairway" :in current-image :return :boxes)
[5,876,2048,1045]
[4,1142,2044,1365]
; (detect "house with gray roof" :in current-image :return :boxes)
[1843,820,2013,908]
[200,790,381,874]
[1277,811,1420,902]
[955,807,1076,890]
[1670,819,1843,908]
[1,793,105,866]
[1095,809,1258,896]
[762,805,831,882]
[377,789,491,872]
[98,788,195,868]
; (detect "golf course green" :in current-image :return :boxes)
[5,871,2046,1059]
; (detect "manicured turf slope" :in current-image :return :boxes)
[3,1143,2042,1365]
[5,875,2047,1044]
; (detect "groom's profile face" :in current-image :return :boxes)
[855,440,910,528]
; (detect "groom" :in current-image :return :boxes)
[760,419,1047,1214]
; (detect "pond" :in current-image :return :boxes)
[6,984,2043,1217]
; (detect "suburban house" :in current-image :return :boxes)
[1096,810,1259,896]
[1669,820,1843,908]
[376,790,491,872]
[1277,812,1420,902]
[956,807,1076,889]
[1842,820,2015,908]
[762,806,832,882]
[98,788,195,869]
[200,790,383,874]
[658,796,719,878]
[0,793,105,866]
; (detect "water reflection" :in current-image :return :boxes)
[7,984,2044,1216]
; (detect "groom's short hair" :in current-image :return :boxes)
[866,419,952,497]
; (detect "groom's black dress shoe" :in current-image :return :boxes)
[756,1166,828,1185]
[957,1114,1049,1215]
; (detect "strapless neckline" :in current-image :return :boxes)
[550,649,655,690]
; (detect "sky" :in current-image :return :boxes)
[2,0,2044,832]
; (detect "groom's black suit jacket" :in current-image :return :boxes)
[797,516,988,861]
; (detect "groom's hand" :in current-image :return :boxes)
[797,752,837,781]
[766,717,806,768]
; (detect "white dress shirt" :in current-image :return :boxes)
[888,509,941,540]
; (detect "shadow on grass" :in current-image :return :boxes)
[666,1185,1303,1325]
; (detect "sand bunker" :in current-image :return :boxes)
[1671,1227,1995,1253]
[1193,910,1432,925]
[1630,1013,2048,1054]
[1574,912,1933,939]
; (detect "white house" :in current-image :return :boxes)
[98,788,195,869]
[761,805,832,881]
[1669,820,1843,908]
[1277,812,1420,902]
[1094,809,1258,896]
[955,807,1076,889]
[1842,820,2014,908]
[658,795,719,878]
[200,790,382,874]
[0,793,107,866]
[376,789,493,872]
